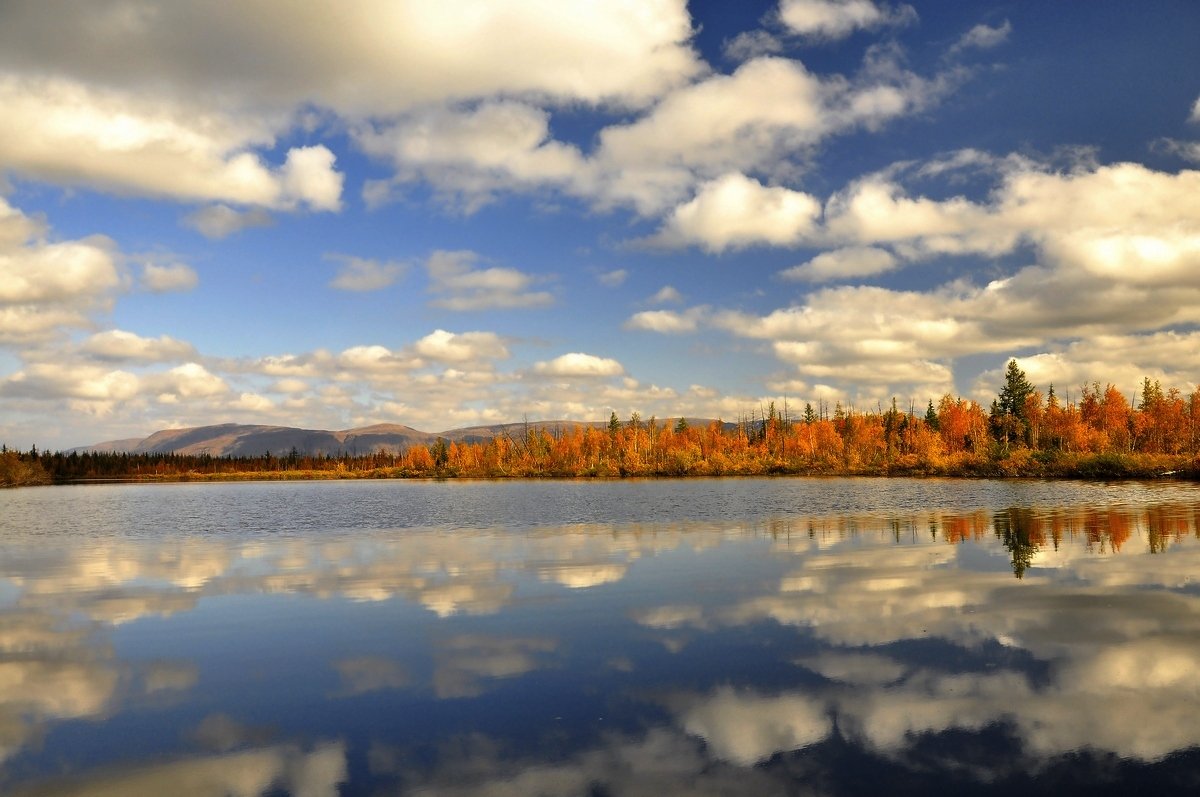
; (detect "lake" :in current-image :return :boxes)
[2,477,1200,795]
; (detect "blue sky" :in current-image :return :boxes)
[1,0,1199,449]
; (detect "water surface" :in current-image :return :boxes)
[3,478,1200,795]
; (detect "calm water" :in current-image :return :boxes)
[3,477,1200,795]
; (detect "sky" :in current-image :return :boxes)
[1,0,1199,450]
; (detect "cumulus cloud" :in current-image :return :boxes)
[0,238,119,305]
[1190,95,1200,123]
[412,329,510,363]
[0,77,343,211]
[968,331,1200,403]
[778,0,916,40]
[334,345,421,376]
[779,246,898,281]
[140,262,198,293]
[647,285,684,304]
[660,160,1200,395]
[0,362,139,403]
[624,306,709,334]
[279,146,343,211]
[533,353,625,378]
[425,250,554,311]
[356,51,951,217]
[610,51,956,222]
[148,363,229,400]
[594,58,827,212]
[0,0,702,115]
[183,205,273,239]
[355,101,588,212]
[326,254,406,292]
[649,173,822,252]
[81,330,197,363]
[0,198,121,344]
[948,19,1012,55]
[346,43,957,218]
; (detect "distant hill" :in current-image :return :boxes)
[76,417,731,457]
[79,423,433,457]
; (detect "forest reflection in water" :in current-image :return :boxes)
[2,480,1200,795]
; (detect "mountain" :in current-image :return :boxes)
[77,418,730,456]
[79,423,433,457]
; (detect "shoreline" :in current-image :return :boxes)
[26,459,1200,486]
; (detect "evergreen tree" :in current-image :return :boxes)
[992,359,1035,448]
[924,399,939,430]
[997,359,1035,419]
[430,438,449,469]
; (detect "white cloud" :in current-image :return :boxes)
[778,0,916,40]
[0,238,120,305]
[650,173,822,252]
[948,20,1012,55]
[353,45,955,218]
[183,205,273,239]
[597,269,628,287]
[149,363,228,399]
[690,162,1200,394]
[81,330,197,363]
[624,306,709,334]
[1190,95,1200,124]
[647,285,684,304]
[822,176,1007,252]
[334,345,421,375]
[412,330,510,364]
[231,392,275,413]
[968,332,1200,403]
[0,77,342,211]
[780,246,898,281]
[533,353,625,378]
[0,198,121,344]
[140,262,198,293]
[0,1,701,115]
[425,250,554,311]
[0,362,140,402]
[327,254,406,292]
[595,58,825,211]
[355,101,588,212]
[0,306,93,345]
[0,196,44,247]
[279,145,343,212]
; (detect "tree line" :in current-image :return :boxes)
[4,361,1200,486]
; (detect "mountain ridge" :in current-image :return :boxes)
[75,418,724,457]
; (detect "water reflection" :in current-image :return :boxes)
[1,482,1200,794]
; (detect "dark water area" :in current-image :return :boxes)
[3,478,1200,795]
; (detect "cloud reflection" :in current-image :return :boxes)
[10,741,346,797]
[3,497,1200,789]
